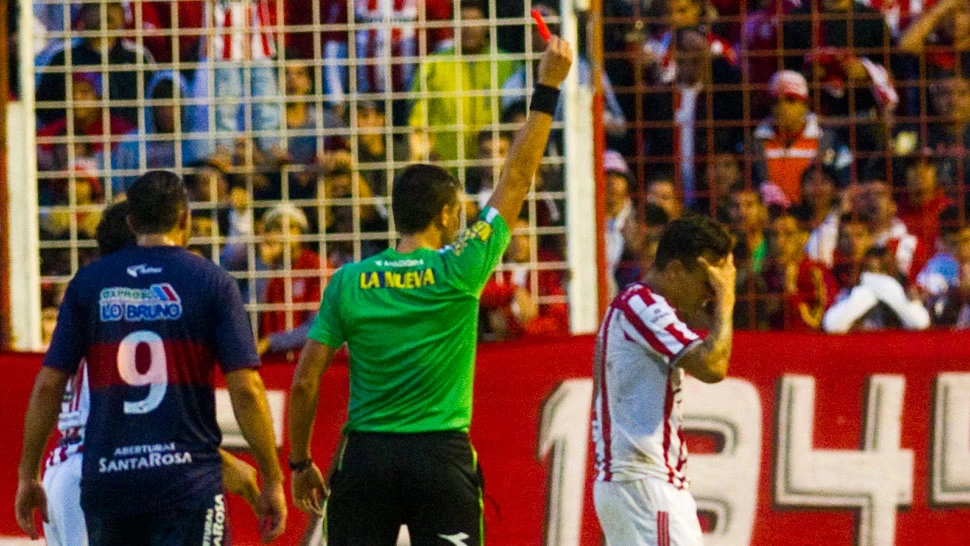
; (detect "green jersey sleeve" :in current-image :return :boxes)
[308,266,347,348]
[439,207,512,295]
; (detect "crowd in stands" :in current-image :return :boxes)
[13,0,970,349]
[600,0,970,334]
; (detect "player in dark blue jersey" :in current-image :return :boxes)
[16,171,286,545]
[20,200,265,546]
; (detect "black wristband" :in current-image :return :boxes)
[288,457,313,472]
[530,84,561,116]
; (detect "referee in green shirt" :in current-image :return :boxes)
[286,36,573,545]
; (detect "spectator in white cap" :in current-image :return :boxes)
[604,150,635,298]
[749,70,851,206]
[220,203,331,348]
[257,204,330,341]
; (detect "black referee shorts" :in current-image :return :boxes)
[325,431,484,546]
[86,492,230,546]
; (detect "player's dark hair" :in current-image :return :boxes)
[96,200,135,255]
[126,170,189,234]
[392,164,461,235]
[654,214,732,271]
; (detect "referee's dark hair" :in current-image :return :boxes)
[392,164,461,235]
[654,213,733,271]
[96,200,136,255]
[126,170,189,234]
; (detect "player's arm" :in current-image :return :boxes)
[223,368,286,542]
[485,36,573,224]
[224,369,283,483]
[676,255,736,384]
[287,338,339,515]
[15,366,69,538]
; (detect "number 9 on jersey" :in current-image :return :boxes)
[117,330,169,414]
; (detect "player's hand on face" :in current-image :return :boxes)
[698,254,736,302]
[537,36,574,88]
[256,479,287,543]
[14,478,48,540]
[291,462,327,517]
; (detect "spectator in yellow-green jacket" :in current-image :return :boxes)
[407,0,519,168]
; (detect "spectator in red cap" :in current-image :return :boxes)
[749,70,851,206]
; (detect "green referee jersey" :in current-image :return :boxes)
[308,207,511,433]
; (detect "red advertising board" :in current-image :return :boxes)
[2,331,969,545]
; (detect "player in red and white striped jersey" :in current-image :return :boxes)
[592,214,736,546]
[41,363,90,546]
[36,200,131,546]
[45,363,89,469]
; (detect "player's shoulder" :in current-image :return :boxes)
[181,251,246,299]
[125,246,236,289]
[439,208,509,254]
[321,255,375,292]
[610,283,680,325]
[337,252,384,277]
[178,249,232,278]
[478,206,507,229]
[68,246,138,286]
[613,283,671,310]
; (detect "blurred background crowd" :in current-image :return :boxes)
[7,0,970,355]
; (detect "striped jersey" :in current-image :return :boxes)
[45,362,90,469]
[592,283,702,488]
[207,0,278,61]
[43,245,259,516]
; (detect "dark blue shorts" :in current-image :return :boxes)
[85,492,231,546]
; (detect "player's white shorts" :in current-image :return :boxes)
[594,476,703,546]
[42,454,88,546]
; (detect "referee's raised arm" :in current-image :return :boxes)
[486,35,573,223]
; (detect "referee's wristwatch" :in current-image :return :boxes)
[288,457,313,472]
